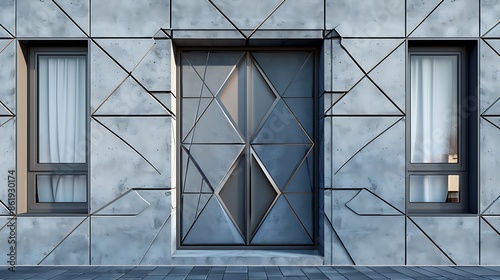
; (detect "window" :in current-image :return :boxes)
[407,41,478,214]
[179,50,316,247]
[27,47,88,213]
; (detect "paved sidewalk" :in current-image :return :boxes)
[1,266,500,279]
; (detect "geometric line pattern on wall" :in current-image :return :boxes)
[406,0,443,36]
[181,51,314,246]
[331,190,405,265]
[368,42,406,112]
[138,211,172,265]
[333,118,405,212]
[480,217,500,265]
[0,201,13,215]
[0,0,14,37]
[331,117,401,173]
[92,117,163,175]
[345,189,402,216]
[480,0,500,37]
[52,0,90,35]
[92,190,150,216]
[95,39,154,73]
[480,40,500,115]
[329,77,402,116]
[408,216,479,265]
[483,24,500,38]
[0,24,12,38]
[0,39,16,112]
[406,217,454,265]
[340,39,403,73]
[38,217,89,265]
[17,0,85,37]
[207,0,286,39]
[410,0,479,37]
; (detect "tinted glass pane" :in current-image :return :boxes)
[37,175,87,202]
[410,55,458,163]
[38,55,86,163]
[410,175,459,203]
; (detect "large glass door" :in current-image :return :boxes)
[179,51,316,246]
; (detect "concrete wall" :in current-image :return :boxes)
[0,0,499,265]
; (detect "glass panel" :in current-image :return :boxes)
[37,175,87,202]
[410,55,458,163]
[38,55,87,163]
[409,175,460,203]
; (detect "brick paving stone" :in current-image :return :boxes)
[456,266,500,276]
[279,266,305,277]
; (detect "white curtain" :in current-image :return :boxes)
[37,175,87,202]
[37,56,86,202]
[410,55,458,202]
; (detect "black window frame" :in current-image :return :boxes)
[27,46,89,214]
[406,40,478,214]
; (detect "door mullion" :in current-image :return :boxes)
[245,52,252,245]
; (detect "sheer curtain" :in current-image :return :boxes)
[410,55,458,202]
[37,55,87,202]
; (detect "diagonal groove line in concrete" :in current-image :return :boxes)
[92,116,161,175]
[247,0,287,39]
[205,0,248,40]
[37,216,90,265]
[335,117,403,175]
[407,216,457,265]
[407,0,445,37]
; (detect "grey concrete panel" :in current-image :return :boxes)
[323,117,332,189]
[0,218,15,265]
[480,118,500,214]
[368,42,405,112]
[183,196,244,245]
[410,216,479,265]
[345,189,401,216]
[481,217,500,265]
[341,39,402,73]
[0,118,15,213]
[53,0,89,35]
[251,196,312,245]
[94,77,170,116]
[406,218,454,265]
[91,0,169,37]
[331,190,405,265]
[39,219,89,265]
[171,0,235,30]
[480,0,500,36]
[95,117,171,177]
[484,25,500,38]
[334,118,405,211]
[17,217,88,265]
[186,144,243,191]
[406,0,441,35]
[94,190,151,216]
[480,40,500,115]
[0,0,15,36]
[326,0,405,37]
[90,42,128,113]
[331,117,399,172]
[17,0,85,37]
[172,29,246,39]
[132,40,172,92]
[330,77,401,115]
[95,39,155,73]
[323,40,332,92]
[90,119,171,212]
[210,0,282,31]
[249,29,323,39]
[410,0,479,37]
[139,211,174,265]
[329,39,365,92]
[259,0,323,30]
[91,190,171,265]
[0,40,16,112]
